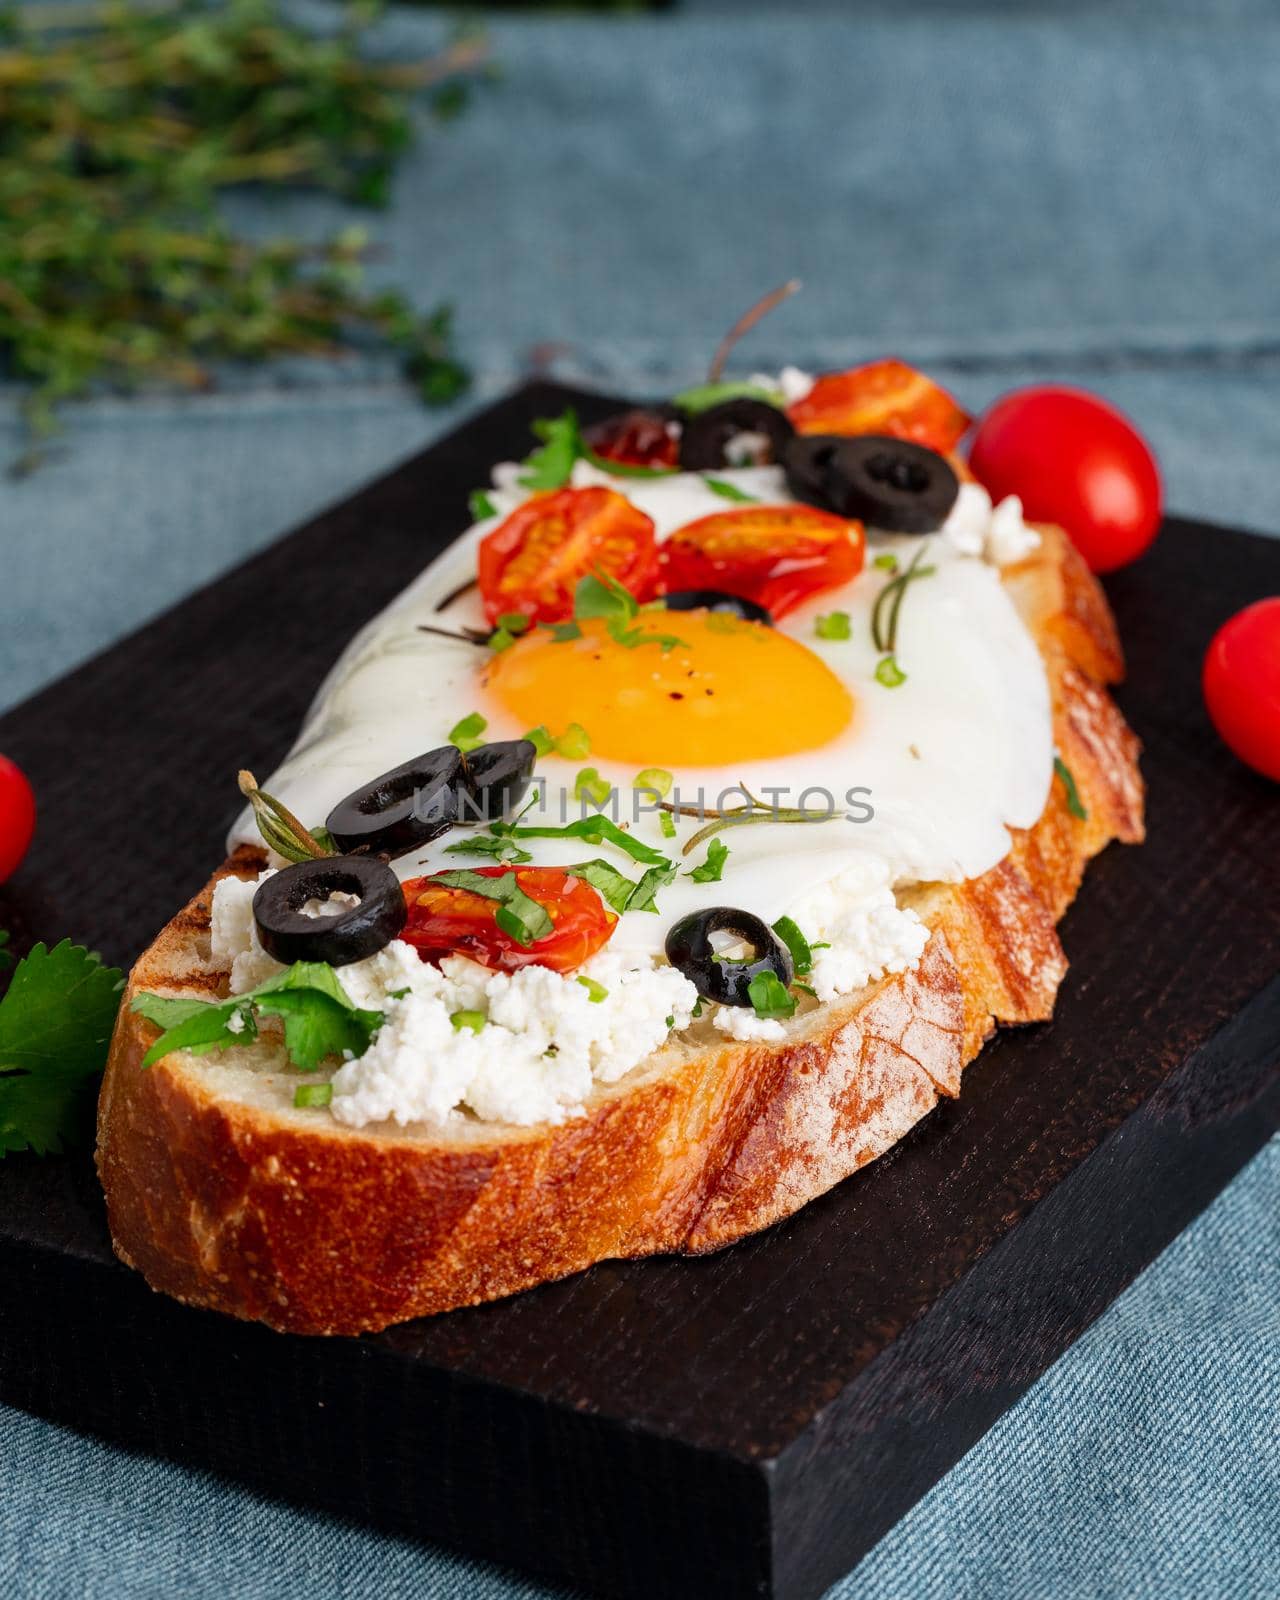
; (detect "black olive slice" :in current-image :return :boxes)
[661,590,774,626]
[664,907,794,1007]
[326,746,464,857]
[677,398,795,471]
[253,856,406,968]
[810,435,959,533]
[459,739,537,823]
[782,434,845,510]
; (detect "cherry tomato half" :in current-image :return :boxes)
[967,386,1162,574]
[583,409,680,470]
[659,505,865,620]
[0,755,35,885]
[1202,597,1280,783]
[478,487,658,625]
[401,865,616,974]
[788,359,971,452]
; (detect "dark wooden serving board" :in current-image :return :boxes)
[1,383,1278,1600]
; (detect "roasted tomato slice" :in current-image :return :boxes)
[584,409,680,469]
[659,506,864,619]
[788,360,971,452]
[478,487,658,625]
[401,865,616,974]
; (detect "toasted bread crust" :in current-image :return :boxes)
[96,525,1143,1335]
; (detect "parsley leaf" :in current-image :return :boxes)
[0,941,125,1156]
[133,963,382,1073]
[687,838,729,883]
[443,834,533,864]
[519,410,584,490]
[568,573,687,654]
[499,814,671,867]
[626,861,678,913]
[747,971,797,1021]
[567,859,637,914]
[771,915,814,976]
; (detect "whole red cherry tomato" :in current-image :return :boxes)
[401,866,616,973]
[659,505,865,619]
[968,386,1161,574]
[1202,597,1280,782]
[478,487,658,625]
[0,756,35,885]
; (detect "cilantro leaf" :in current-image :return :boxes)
[134,963,382,1073]
[519,410,584,491]
[687,838,729,884]
[469,488,498,522]
[0,940,125,1157]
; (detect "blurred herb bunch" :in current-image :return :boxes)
[0,0,487,465]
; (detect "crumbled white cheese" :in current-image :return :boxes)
[210,871,283,993]
[939,482,1040,567]
[750,366,814,404]
[712,1006,786,1043]
[785,857,929,1004]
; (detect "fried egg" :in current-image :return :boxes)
[232,460,1052,962]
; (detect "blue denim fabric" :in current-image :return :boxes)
[2,6,1278,1596]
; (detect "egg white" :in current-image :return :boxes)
[232,461,1053,960]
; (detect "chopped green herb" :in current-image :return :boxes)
[793,982,818,1000]
[875,655,907,688]
[747,971,797,1021]
[487,626,517,652]
[546,620,583,643]
[0,940,125,1156]
[574,767,612,808]
[1054,755,1089,821]
[519,410,583,491]
[498,612,531,635]
[134,962,382,1074]
[499,815,670,867]
[873,552,899,573]
[634,767,674,798]
[771,915,814,976]
[576,976,608,1004]
[448,711,488,752]
[665,1014,675,1028]
[443,834,533,864]
[557,723,591,759]
[658,810,677,840]
[450,1010,486,1034]
[692,998,705,1018]
[625,861,678,914]
[672,380,784,414]
[432,871,553,947]
[687,838,729,884]
[570,573,686,654]
[469,489,498,522]
[566,859,637,914]
[388,987,412,1000]
[815,611,852,641]
[523,725,556,759]
[293,1082,333,1109]
[703,476,759,504]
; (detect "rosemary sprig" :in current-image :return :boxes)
[870,543,936,656]
[238,770,334,863]
[658,787,839,856]
[0,0,487,463]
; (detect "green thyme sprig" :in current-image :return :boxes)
[0,0,488,464]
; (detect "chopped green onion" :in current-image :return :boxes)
[557,723,591,759]
[875,655,907,688]
[574,767,612,808]
[576,975,608,1003]
[771,915,814,976]
[815,611,852,641]
[448,711,488,752]
[687,838,729,884]
[293,1082,333,1109]
[658,809,677,840]
[523,725,555,758]
[450,1010,486,1034]
[634,767,673,798]
[873,552,899,572]
[747,971,797,1021]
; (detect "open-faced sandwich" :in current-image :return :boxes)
[97,353,1144,1335]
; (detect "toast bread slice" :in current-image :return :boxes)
[96,525,1143,1335]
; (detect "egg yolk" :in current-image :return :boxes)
[485,612,854,765]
